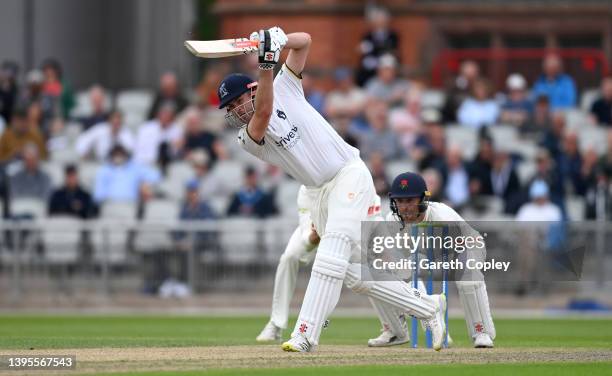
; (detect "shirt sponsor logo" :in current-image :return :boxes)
[274,125,300,150]
[276,110,287,120]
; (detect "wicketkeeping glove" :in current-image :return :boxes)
[250,29,282,70]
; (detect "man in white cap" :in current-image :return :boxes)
[500,73,533,128]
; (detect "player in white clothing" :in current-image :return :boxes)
[218,27,446,352]
[371,172,496,348]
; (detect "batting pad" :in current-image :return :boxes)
[456,280,496,340]
[292,232,351,344]
[345,264,436,319]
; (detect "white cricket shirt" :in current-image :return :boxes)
[237,64,360,187]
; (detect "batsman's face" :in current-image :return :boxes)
[226,91,255,127]
[395,197,422,223]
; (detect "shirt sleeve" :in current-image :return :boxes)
[274,64,304,99]
[237,126,265,158]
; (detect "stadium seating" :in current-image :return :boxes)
[94,201,137,264]
[116,89,154,130]
[11,198,46,219]
[41,216,82,264]
[133,199,179,253]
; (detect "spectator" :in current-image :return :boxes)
[41,58,75,119]
[134,102,183,170]
[174,180,218,252]
[490,148,522,214]
[444,145,470,209]
[48,164,96,219]
[532,54,577,110]
[18,69,56,130]
[468,135,495,196]
[179,109,226,165]
[227,166,277,218]
[0,106,47,162]
[583,148,609,220]
[442,60,480,123]
[47,117,70,154]
[596,130,612,178]
[365,54,410,107]
[301,72,326,116]
[180,180,216,221]
[325,67,366,122]
[389,88,423,151]
[523,95,552,137]
[76,85,109,130]
[539,112,566,161]
[457,78,500,129]
[499,73,533,128]
[147,71,188,120]
[356,6,399,86]
[528,148,565,215]
[190,150,225,199]
[8,144,52,200]
[516,180,562,221]
[414,122,446,174]
[368,152,390,196]
[0,61,19,124]
[422,168,444,202]
[358,99,403,161]
[76,109,135,161]
[93,145,160,204]
[558,132,585,195]
[590,76,612,126]
[196,67,225,108]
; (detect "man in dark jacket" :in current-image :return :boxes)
[48,164,96,219]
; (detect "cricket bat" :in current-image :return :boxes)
[184,38,258,58]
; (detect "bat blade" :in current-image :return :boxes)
[184,38,258,58]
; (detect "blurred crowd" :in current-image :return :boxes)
[1,5,612,228]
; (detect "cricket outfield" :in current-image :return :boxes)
[0,315,610,375]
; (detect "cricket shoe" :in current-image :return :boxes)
[474,333,494,348]
[368,329,410,347]
[256,321,281,342]
[422,293,447,351]
[281,333,314,353]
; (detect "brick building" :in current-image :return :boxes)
[214,0,612,89]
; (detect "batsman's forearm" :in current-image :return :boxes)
[254,69,274,118]
[285,32,311,50]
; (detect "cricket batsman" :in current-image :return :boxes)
[256,189,402,344]
[218,26,446,352]
[371,171,496,348]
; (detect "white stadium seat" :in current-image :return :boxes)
[78,162,100,191]
[421,89,446,109]
[445,125,478,159]
[41,216,81,264]
[116,89,154,129]
[133,200,179,252]
[41,162,65,187]
[385,159,416,182]
[11,198,46,219]
[218,218,261,264]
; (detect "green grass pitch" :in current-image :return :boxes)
[0,315,610,375]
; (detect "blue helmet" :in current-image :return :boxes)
[217,73,256,109]
[389,172,431,227]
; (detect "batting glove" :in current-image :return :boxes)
[250,30,281,70]
[268,26,288,50]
